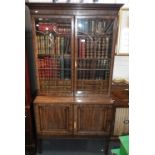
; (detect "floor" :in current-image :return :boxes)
[26,138,120,155]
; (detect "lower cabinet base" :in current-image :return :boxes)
[33,96,114,154]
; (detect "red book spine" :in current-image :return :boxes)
[79,38,86,59]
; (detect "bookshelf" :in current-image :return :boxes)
[75,17,113,95]
[26,3,123,154]
[34,17,73,95]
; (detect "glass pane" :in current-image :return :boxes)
[76,18,114,94]
[35,17,72,94]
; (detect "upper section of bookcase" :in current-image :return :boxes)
[26,2,123,97]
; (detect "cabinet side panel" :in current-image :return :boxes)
[114,108,129,135]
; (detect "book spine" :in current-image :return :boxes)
[60,56,64,79]
[43,36,45,54]
[64,58,71,79]
[97,38,101,58]
[45,35,47,55]
[81,39,85,59]
[105,36,109,58]
[46,35,49,55]
[101,37,106,58]
[91,20,95,34]
[94,37,97,58]
[61,37,64,55]
[57,36,60,56]
[89,38,94,58]
[61,37,64,79]
[40,36,42,54]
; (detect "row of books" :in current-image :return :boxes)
[38,57,71,79]
[77,79,108,92]
[78,37,111,58]
[77,59,110,80]
[56,27,71,34]
[78,69,110,80]
[36,35,71,55]
[37,22,71,34]
[77,59,110,69]
[77,19,114,34]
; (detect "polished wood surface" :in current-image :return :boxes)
[75,104,113,135]
[34,96,114,104]
[34,101,113,137]
[112,82,129,107]
[36,104,73,136]
[34,95,113,136]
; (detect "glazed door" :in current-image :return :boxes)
[36,104,73,135]
[75,16,115,96]
[74,104,113,135]
[33,16,74,96]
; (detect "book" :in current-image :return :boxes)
[64,36,71,55]
[96,21,103,34]
[60,56,64,79]
[64,58,71,79]
[79,38,86,58]
[105,36,109,58]
[94,37,98,58]
[38,22,57,32]
[89,38,94,58]
[85,38,89,58]
[101,37,106,58]
[91,20,95,34]
[97,37,101,58]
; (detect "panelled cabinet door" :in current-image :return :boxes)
[35,104,73,135]
[113,108,129,136]
[74,104,113,135]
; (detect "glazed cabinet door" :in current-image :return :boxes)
[35,104,73,136]
[74,104,113,136]
[32,15,74,96]
[75,16,116,96]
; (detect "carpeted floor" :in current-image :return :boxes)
[26,138,120,155]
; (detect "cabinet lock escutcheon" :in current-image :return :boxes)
[74,121,77,129]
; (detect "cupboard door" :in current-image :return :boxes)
[75,16,115,96]
[74,104,113,135]
[33,16,74,96]
[113,108,129,136]
[35,104,73,135]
